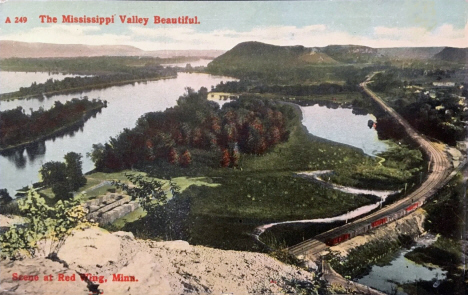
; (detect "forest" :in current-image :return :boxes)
[90,87,294,172]
[0,98,106,150]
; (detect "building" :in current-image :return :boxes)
[208,92,239,101]
[432,81,455,87]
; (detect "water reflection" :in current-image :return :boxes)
[26,141,46,162]
[301,105,389,156]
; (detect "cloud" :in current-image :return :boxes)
[371,23,467,47]
[1,22,466,50]
[0,24,132,46]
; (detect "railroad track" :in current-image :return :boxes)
[289,73,452,258]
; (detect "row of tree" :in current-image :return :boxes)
[213,80,361,95]
[90,88,295,171]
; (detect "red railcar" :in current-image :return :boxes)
[405,203,418,212]
[371,217,388,228]
[326,233,351,246]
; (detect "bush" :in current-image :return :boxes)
[0,190,93,259]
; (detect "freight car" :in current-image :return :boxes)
[325,233,351,246]
[324,200,423,247]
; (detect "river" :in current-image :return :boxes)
[0,72,236,194]
[357,234,447,295]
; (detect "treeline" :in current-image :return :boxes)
[1,67,176,99]
[1,98,105,149]
[215,80,361,95]
[0,56,199,73]
[90,88,295,171]
[208,63,377,85]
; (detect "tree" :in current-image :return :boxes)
[0,188,12,206]
[112,174,180,240]
[64,152,87,191]
[88,143,105,170]
[231,145,240,168]
[180,150,192,167]
[52,182,72,201]
[111,173,171,214]
[220,148,230,167]
[40,161,67,187]
[168,147,179,165]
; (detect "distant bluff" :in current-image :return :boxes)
[206,41,465,78]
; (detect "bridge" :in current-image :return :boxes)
[288,73,452,259]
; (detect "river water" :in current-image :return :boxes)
[0,72,235,194]
[161,59,213,68]
[357,234,447,295]
[301,105,388,156]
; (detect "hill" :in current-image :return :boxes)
[0,41,225,59]
[207,41,337,75]
[0,41,144,58]
[432,47,468,64]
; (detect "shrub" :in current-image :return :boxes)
[0,190,93,259]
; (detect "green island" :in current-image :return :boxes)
[0,98,106,152]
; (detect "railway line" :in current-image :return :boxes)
[289,73,452,259]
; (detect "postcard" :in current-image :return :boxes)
[0,1,466,294]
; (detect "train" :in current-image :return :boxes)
[325,200,423,246]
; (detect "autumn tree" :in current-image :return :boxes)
[220,148,230,167]
[180,150,192,167]
[168,147,179,165]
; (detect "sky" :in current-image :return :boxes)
[0,0,466,50]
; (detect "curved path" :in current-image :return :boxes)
[288,73,451,259]
[253,171,399,243]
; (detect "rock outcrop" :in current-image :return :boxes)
[84,193,140,225]
[0,227,317,294]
